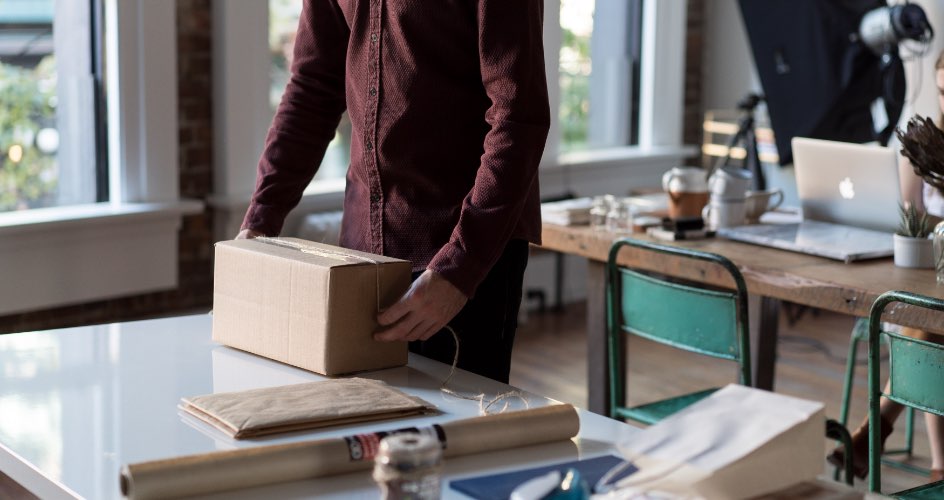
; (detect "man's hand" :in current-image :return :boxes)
[235,228,265,240]
[375,270,468,342]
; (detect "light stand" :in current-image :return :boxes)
[713,93,766,191]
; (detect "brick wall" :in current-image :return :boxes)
[684,0,705,161]
[0,0,215,334]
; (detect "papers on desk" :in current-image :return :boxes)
[541,197,594,226]
[611,385,824,499]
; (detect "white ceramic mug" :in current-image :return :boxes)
[662,167,709,220]
[708,166,753,201]
[702,200,747,230]
[744,188,784,223]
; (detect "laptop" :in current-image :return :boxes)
[718,137,900,263]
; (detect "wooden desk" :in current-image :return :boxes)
[540,223,944,415]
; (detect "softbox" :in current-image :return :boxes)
[738,0,902,165]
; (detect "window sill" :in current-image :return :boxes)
[0,200,204,315]
[547,144,698,171]
[0,200,204,237]
[540,145,698,197]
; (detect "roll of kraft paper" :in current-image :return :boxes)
[120,404,580,500]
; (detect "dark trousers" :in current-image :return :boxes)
[408,239,529,383]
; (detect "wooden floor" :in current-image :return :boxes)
[1,301,935,497]
[510,301,935,493]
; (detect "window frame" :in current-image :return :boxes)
[0,0,202,316]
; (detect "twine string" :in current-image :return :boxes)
[440,325,529,415]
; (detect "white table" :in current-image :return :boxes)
[0,314,640,499]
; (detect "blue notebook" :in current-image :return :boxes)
[449,455,636,500]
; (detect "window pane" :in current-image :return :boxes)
[559,0,594,152]
[269,0,349,183]
[0,1,57,211]
[0,0,101,212]
[560,0,643,152]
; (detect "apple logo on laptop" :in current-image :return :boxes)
[839,177,855,199]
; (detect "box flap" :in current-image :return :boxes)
[216,238,408,269]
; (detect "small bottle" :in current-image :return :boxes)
[590,195,612,231]
[606,198,634,234]
[933,220,944,284]
[372,434,442,500]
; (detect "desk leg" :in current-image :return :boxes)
[749,295,781,390]
[587,260,613,416]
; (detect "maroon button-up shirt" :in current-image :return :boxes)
[242,0,550,297]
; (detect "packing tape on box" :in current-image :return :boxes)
[120,404,580,499]
[256,236,383,310]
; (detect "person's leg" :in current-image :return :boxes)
[926,413,944,481]
[408,240,530,383]
[830,379,905,478]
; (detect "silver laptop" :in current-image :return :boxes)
[718,137,900,263]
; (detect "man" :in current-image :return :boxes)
[238,1,549,383]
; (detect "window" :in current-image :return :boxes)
[0,0,105,212]
[559,0,644,153]
[269,0,349,183]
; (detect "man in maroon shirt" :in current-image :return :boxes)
[238,0,549,383]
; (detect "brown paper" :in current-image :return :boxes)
[179,378,436,438]
[120,404,580,500]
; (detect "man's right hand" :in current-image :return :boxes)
[235,228,265,240]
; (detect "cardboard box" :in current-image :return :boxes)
[212,238,411,376]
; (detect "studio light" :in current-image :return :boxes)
[859,3,933,58]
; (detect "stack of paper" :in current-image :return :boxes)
[541,197,594,226]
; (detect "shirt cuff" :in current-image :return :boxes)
[426,241,488,299]
[241,202,288,237]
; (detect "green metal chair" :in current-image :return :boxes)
[605,237,752,425]
[867,291,944,497]
[836,318,921,480]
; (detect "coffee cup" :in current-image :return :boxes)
[744,188,784,223]
[662,167,709,220]
[708,166,753,201]
[702,200,747,230]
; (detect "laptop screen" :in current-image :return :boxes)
[791,137,900,233]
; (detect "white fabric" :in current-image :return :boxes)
[923,182,944,218]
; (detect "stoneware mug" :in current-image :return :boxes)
[702,200,747,230]
[708,166,753,201]
[744,188,784,223]
[662,166,709,220]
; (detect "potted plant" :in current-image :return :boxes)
[894,203,934,268]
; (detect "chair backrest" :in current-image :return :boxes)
[606,238,752,411]
[868,291,944,493]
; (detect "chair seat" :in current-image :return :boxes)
[614,388,719,425]
[894,480,944,499]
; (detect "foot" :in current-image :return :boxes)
[827,416,894,480]
[931,469,944,483]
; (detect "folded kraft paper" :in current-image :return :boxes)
[179,378,436,439]
[120,404,581,500]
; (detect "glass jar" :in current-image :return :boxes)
[372,434,442,500]
[933,220,944,284]
[606,198,635,234]
[590,195,614,231]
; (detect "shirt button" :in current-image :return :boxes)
[370,33,378,42]
[369,87,377,96]
[370,193,380,203]
[366,141,373,151]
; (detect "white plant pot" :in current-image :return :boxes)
[893,234,934,268]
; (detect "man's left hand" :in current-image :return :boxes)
[374,270,468,342]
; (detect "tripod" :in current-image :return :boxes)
[712,93,766,191]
